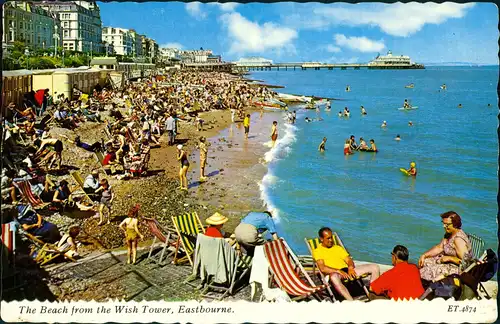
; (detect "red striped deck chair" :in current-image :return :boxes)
[263,238,332,301]
[305,235,370,300]
[13,181,50,210]
[171,212,205,266]
[144,217,178,265]
[1,223,16,262]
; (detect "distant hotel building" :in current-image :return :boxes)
[2,1,62,50]
[102,26,134,56]
[235,57,273,66]
[181,49,213,63]
[34,1,103,53]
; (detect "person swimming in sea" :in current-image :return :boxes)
[381,121,387,128]
[369,139,377,152]
[395,134,401,141]
[325,100,331,111]
[305,117,312,123]
[408,121,413,127]
[318,137,327,152]
[343,107,350,117]
[458,104,463,108]
[346,85,351,92]
[338,111,343,117]
[407,162,417,177]
[361,106,367,115]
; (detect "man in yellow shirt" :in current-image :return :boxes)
[314,227,380,300]
[243,114,250,139]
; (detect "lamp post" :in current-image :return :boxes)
[90,41,93,59]
[53,25,59,57]
[24,47,30,70]
[105,43,109,57]
[62,48,65,67]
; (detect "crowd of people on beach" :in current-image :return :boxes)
[1,69,275,266]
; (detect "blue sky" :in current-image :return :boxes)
[98,2,498,64]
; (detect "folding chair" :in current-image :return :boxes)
[189,233,253,300]
[467,233,485,260]
[460,249,498,300]
[304,235,370,300]
[22,231,76,266]
[13,181,50,210]
[264,238,332,301]
[171,212,205,266]
[143,217,178,266]
[94,151,109,175]
[70,171,94,205]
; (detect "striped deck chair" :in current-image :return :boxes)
[70,171,94,205]
[264,238,332,301]
[467,233,485,260]
[23,231,76,266]
[171,212,205,266]
[305,235,370,300]
[189,234,253,300]
[1,223,16,263]
[144,217,178,266]
[13,181,50,210]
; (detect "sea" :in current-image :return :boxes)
[250,66,499,265]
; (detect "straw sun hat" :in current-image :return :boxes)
[206,212,228,226]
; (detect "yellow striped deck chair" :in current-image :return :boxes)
[304,233,370,300]
[171,212,205,266]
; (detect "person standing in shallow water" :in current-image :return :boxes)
[270,121,278,147]
[119,205,143,265]
[243,114,250,139]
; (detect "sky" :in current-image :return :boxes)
[98,2,499,65]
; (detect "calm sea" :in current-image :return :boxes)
[251,66,499,264]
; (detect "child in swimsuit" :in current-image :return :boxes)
[343,140,352,155]
[119,205,143,264]
[95,179,114,225]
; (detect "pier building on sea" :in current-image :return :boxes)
[232,51,425,72]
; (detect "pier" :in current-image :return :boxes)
[233,62,424,71]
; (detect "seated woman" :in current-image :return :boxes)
[57,225,81,258]
[52,180,74,208]
[16,204,61,243]
[7,102,36,120]
[419,211,472,285]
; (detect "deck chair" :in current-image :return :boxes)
[13,181,50,210]
[467,233,485,260]
[70,171,94,205]
[460,249,497,299]
[94,151,110,175]
[304,235,370,300]
[143,217,178,266]
[22,231,76,266]
[263,238,332,301]
[189,233,253,300]
[171,212,205,266]
[1,222,27,294]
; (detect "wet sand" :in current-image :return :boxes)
[183,109,285,232]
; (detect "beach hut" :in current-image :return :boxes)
[2,70,33,111]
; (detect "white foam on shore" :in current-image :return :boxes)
[259,113,300,222]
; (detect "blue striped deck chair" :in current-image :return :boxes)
[171,212,205,266]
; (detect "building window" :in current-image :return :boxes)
[64,30,69,37]
[19,21,23,29]
[64,21,68,28]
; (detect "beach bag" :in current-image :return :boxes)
[429,274,462,300]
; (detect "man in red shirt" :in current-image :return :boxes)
[370,245,425,300]
[205,212,228,238]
